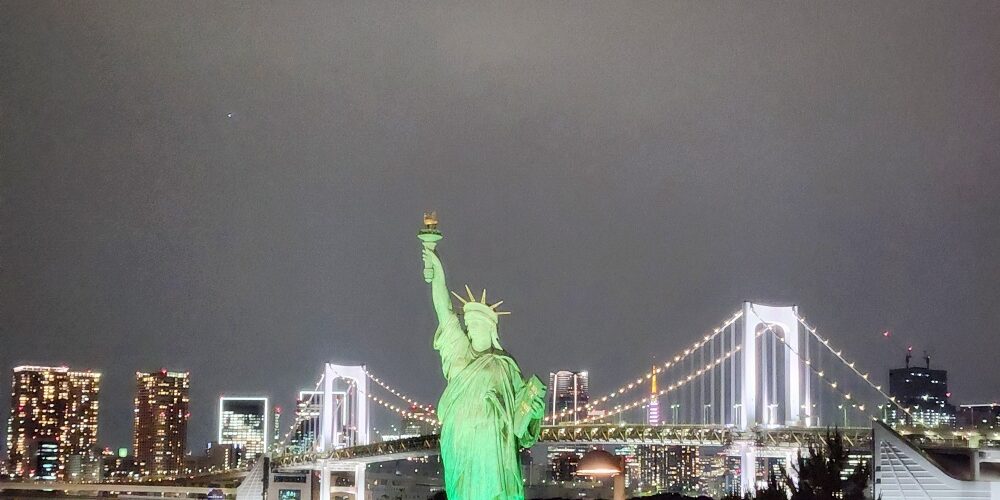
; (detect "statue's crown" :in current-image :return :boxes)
[451,285,510,323]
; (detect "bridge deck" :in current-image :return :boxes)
[273,424,873,467]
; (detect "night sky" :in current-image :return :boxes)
[2,2,999,451]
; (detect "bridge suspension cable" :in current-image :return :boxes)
[365,369,437,414]
[793,311,911,415]
[367,393,440,424]
[583,340,744,423]
[548,309,743,423]
[274,368,441,454]
[274,373,326,452]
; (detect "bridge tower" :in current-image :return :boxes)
[318,363,369,500]
[740,302,805,429]
[738,302,810,493]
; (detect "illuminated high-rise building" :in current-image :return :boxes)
[290,390,322,452]
[219,397,269,459]
[5,366,101,480]
[886,351,956,428]
[545,444,587,481]
[271,406,282,450]
[133,370,190,476]
[666,446,700,494]
[635,445,668,490]
[547,370,589,423]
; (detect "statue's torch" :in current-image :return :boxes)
[417,211,443,283]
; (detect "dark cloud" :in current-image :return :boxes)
[1,2,999,449]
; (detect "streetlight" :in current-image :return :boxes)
[766,404,779,427]
[670,404,681,424]
[703,404,712,424]
[838,404,847,427]
[732,404,743,427]
[577,449,625,500]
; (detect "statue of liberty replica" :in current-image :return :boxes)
[418,213,547,500]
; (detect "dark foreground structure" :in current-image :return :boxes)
[874,421,1000,499]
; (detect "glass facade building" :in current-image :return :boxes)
[290,390,322,452]
[219,397,269,459]
[547,370,589,423]
[886,357,956,428]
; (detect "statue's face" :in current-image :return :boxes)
[466,316,496,352]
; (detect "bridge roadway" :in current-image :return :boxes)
[272,424,873,469]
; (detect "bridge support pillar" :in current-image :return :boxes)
[319,464,331,500]
[740,302,757,430]
[354,463,365,500]
[738,441,756,495]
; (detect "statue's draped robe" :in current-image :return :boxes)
[435,314,542,500]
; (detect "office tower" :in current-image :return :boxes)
[219,397,269,458]
[886,351,956,428]
[102,449,142,483]
[698,452,727,499]
[666,445,700,494]
[545,445,587,481]
[635,445,668,490]
[133,370,190,476]
[190,442,244,472]
[66,445,103,482]
[722,455,743,497]
[613,445,640,489]
[5,366,101,480]
[547,370,589,423]
[272,406,282,449]
[33,441,60,480]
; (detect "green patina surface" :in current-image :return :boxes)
[419,221,546,500]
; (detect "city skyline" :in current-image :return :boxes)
[3,1,1000,451]
[3,338,994,457]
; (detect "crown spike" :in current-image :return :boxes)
[489,300,504,310]
[496,311,511,316]
[465,284,476,301]
[450,291,468,304]
[481,289,487,303]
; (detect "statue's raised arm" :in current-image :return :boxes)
[418,211,454,325]
[421,246,456,325]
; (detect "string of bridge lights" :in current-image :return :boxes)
[582,342,745,423]
[367,393,440,425]
[792,312,911,416]
[365,370,437,414]
[280,307,901,445]
[273,373,439,453]
[273,373,328,452]
[548,310,744,423]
